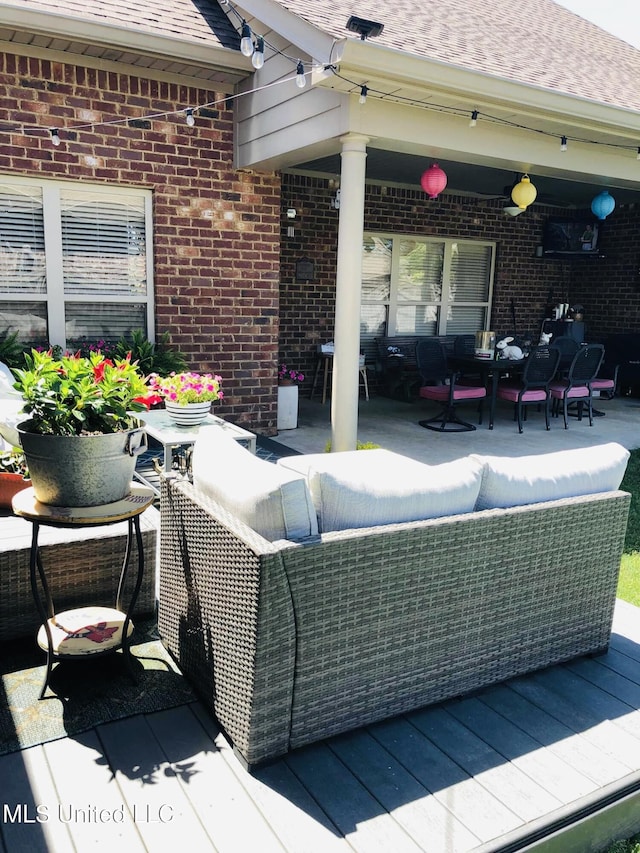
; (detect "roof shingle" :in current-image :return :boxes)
[272,0,640,113]
[0,0,240,50]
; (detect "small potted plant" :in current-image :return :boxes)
[278,364,305,386]
[11,348,156,506]
[147,371,223,426]
[0,445,30,509]
[277,363,304,430]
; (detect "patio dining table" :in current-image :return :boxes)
[448,355,526,429]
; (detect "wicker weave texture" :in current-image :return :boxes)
[158,478,296,766]
[0,507,158,643]
[158,477,630,767]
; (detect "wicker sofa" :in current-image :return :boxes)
[158,435,631,769]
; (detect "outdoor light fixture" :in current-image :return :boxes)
[252,37,265,69]
[240,21,254,56]
[560,135,568,152]
[359,85,368,104]
[591,190,616,220]
[50,128,61,146]
[185,108,195,127]
[346,16,384,40]
[469,110,478,127]
[420,163,448,199]
[295,61,306,88]
[511,174,537,210]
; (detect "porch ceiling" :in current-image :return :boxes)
[294,147,640,210]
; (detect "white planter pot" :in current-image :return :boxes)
[277,384,298,430]
[165,401,212,427]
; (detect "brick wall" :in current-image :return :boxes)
[0,51,281,433]
[280,173,640,385]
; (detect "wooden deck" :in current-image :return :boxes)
[1,600,640,853]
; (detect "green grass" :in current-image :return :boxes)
[602,835,640,853]
[619,448,640,606]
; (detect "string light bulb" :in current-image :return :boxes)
[560,135,568,152]
[359,85,368,104]
[240,21,254,56]
[295,61,306,89]
[50,128,61,146]
[469,110,478,127]
[185,108,196,127]
[252,37,264,69]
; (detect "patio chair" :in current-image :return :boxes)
[416,338,486,432]
[549,335,579,378]
[496,345,560,433]
[549,343,604,428]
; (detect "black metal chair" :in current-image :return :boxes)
[549,344,605,428]
[496,345,561,433]
[416,339,486,432]
[549,336,579,378]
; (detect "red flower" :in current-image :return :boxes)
[92,359,114,382]
[132,393,162,408]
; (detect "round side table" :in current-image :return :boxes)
[12,484,155,699]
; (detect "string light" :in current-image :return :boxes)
[295,61,306,89]
[252,37,265,69]
[240,21,254,57]
[50,128,61,146]
[359,85,368,105]
[185,108,196,127]
[560,135,568,152]
[469,110,478,127]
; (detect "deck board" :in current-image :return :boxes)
[43,731,147,852]
[96,714,216,850]
[145,705,285,853]
[0,599,639,852]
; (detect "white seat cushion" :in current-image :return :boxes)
[471,442,630,510]
[192,427,317,542]
[278,449,483,532]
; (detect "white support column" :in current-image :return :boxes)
[331,133,369,452]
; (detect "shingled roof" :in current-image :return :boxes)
[0,0,240,50]
[271,0,640,113]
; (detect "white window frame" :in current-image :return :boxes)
[0,175,155,348]
[361,232,496,338]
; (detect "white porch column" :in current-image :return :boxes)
[331,133,369,452]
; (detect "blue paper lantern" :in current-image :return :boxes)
[591,190,615,220]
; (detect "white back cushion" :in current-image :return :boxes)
[278,449,483,532]
[192,427,318,542]
[471,442,630,510]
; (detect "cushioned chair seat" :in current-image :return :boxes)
[549,381,590,397]
[419,385,485,401]
[497,384,547,403]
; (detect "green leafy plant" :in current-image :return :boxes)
[0,330,25,369]
[324,439,381,452]
[113,330,188,376]
[12,348,156,436]
[63,330,188,376]
[0,446,29,478]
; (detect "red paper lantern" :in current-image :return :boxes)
[420,163,448,199]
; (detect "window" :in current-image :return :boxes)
[0,177,154,349]
[360,233,495,356]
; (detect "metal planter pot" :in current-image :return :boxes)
[17,420,147,507]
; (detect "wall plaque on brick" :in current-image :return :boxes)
[295,257,315,281]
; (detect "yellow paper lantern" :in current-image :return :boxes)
[511,174,537,210]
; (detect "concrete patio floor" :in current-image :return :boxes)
[275,392,640,463]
